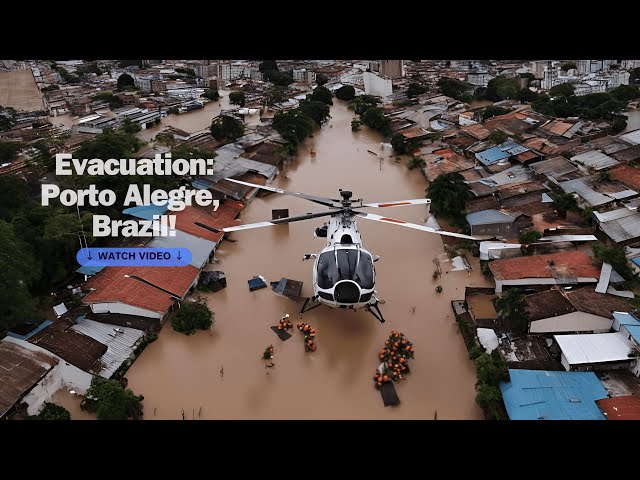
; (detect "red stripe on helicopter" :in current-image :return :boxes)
[380,217,406,223]
[378,202,411,207]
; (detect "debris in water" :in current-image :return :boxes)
[263,344,274,360]
[248,275,267,291]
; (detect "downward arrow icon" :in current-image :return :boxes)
[87,250,93,260]
[177,250,182,260]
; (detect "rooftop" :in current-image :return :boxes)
[173,200,243,243]
[554,332,634,365]
[570,150,619,171]
[612,144,640,164]
[563,287,633,319]
[466,209,517,226]
[529,156,578,180]
[489,251,600,281]
[525,289,576,321]
[609,164,640,192]
[618,128,640,146]
[0,339,58,417]
[499,369,608,420]
[28,319,107,371]
[596,396,640,420]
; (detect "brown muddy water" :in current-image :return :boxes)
[123,100,488,419]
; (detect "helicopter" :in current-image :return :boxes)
[208,178,480,323]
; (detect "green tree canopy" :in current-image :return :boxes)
[474,352,509,386]
[551,190,579,216]
[0,105,17,131]
[361,107,390,135]
[426,172,472,220]
[0,141,22,164]
[518,228,542,245]
[272,108,315,147]
[349,95,381,115]
[171,301,214,335]
[297,100,331,126]
[485,76,519,101]
[488,130,508,145]
[229,91,246,107]
[310,85,333,105]
[119,117,141,134]
[548,83,575,98]
[93,92,123,110]
[612,115,628,133]
[482,105,509,121]
[82,376,144,420]
[437,77,470,100]
[560,62,577,71]
[406,82,428,98]
[264,70,294,86]
[259,60,279,72]
[36,402,71,420]
[263,86,287,107]
[335,85,356,101]
[315,73,328,85]
[390,132,420,155]
[202,89,220,101]
[593,241,637,282]
[631,67,640,83]
[517,87,539,103]
[117,73,135,91]
[610,85,640,102]
[210,115,245,141]
[495,289,528,333]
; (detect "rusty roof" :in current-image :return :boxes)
[612,144,640,164]
[525,289,576,321]
[610,164,640,192]
[466,195,501,213]
[563,287,633,319]
[0,340,58,417]
[489,251,600,281]
[514,151,539,163]
[596,396,640,420]
[211,173,267,201]
[28,319,107,372]
[461,123,491,140]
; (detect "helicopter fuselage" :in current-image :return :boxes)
[311,212,378,311]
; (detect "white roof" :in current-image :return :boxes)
[477,328,499,354]
[554,332,634,365]
[619,129,640,146]
[53,303,68,317]
[570,150,619,170]
[72,319,144,378]
[594,208,636,223]
[479,241,521,261]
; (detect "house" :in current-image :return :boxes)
[489,251,601,293]
[559,178,616,209]
[465,209,530,238]
[0,337,92,417]
[524,288,632,334]
[554,332,637,372]
[82,264,200,320]
[570,150,619,171]
[593,207,640,245]
[609,164,640,192]
[596,396,640,420]
[612,313,640,377]
[529,156,580,182]
[499,369,608,420]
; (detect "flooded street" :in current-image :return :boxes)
[124,100,486,419]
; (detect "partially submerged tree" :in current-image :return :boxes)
[210,115,245,141]
[82,376,144,420]
[426,172,472,220]
[495,289,528,333]
[171,301,214,335]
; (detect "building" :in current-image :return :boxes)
[554,332,637,372]
[466,71,493,87]
[489,251,601,293]
[465,209,530,238]
[368,60,405,79]
[363,71,393,97]
[499,369,608,420]
[596,396,640,420]
[593,207,640,245]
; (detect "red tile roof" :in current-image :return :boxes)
[489,251,600,281]
[174,200,243,243]
[83,264,200,314]
[609,164,640,191]
[596,396,640,420]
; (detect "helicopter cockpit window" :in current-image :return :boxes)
[317,249,375,290]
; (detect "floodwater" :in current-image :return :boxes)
[124,100,487,419]
[51,389,95,420]
[623,109,640,133]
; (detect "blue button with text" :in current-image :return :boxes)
[77,248,192,267]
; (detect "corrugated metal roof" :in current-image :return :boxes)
[475,146,510,165]
[123,203,169,221]
[466,209,516,226]
[499,140,529,156]
[595,262,612,294]
[203,146,277,183]
[598,211,640,243]
[76,265,105,276]
[618,129,640,146]
[148,230,216,269]
[596,396,640,420]
[554,332,634,365]
[72,319,144,379]
[570,150,619,171]
[560,179,613,207]
[623,324,640,345]
[499,369,607,420]
[594,208,636,223]
[612,311,640,330]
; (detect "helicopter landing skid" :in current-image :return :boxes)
[366,301,386,323]
[299,296,323,316]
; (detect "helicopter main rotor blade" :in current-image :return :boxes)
[358,199,432,208]
[355,212,482,240]
[224,178,341,207]
[199,209,343,234]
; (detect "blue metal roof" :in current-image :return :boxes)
[499,369,608,420]
[632,257,640,268]
[499,140,529,156]
[623,324,640,345]
[613,311,640,327]
[475,146,510,165]
[76,264,105,276]
[122,202,169,220]
[7,320,53,341]
[192,178,213,190]
[466,209,516,226]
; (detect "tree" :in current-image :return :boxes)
[56,67,81,84]
[171,301,214,335]
[0,220,36,333]
[310,85,333,105]
[518,228,542,245]
[548,83,575,98]
[406,82,428,98]
[551,190,578,216]
[210,115,245,141]
[297,100,331,126]
[476,383,504,420]
[315,73,328,86]
[0,105,17,131]
[408,155,425,170]
[482,105,509,120]
[495,289,528,333]
[119,117,141,134]
[175,67,196,77]
[561,62,577,71]
[229,91,246,107]
[631,67,640,84]
[36,402,71,420]
[426,172,472,220]
[484,76,520,101]
[263,86,287,107]
[0,141,22,164]
[517,87,539,103]
[76,62,102,77]
[437,77,470,100]
[259,60,279,72]
[335,85,356,101]
[264,70,294,86]
[349,95,381,115]
[474,352,509,386]
[201,89,220,101]
[117,73,135,91]
[82,376,144,420]
[361,107,390,134]
[593,242,637,282]
[93,92,123,110]
[612,115,628,133]
[610,85,640,102]
[390,132,419,155]
[488,130,508,145]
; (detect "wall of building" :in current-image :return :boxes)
[470,222,514,237]
[529,312,613,334]
[495,277,598,293]
[363,72,393,98]
[90,302,163,319]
